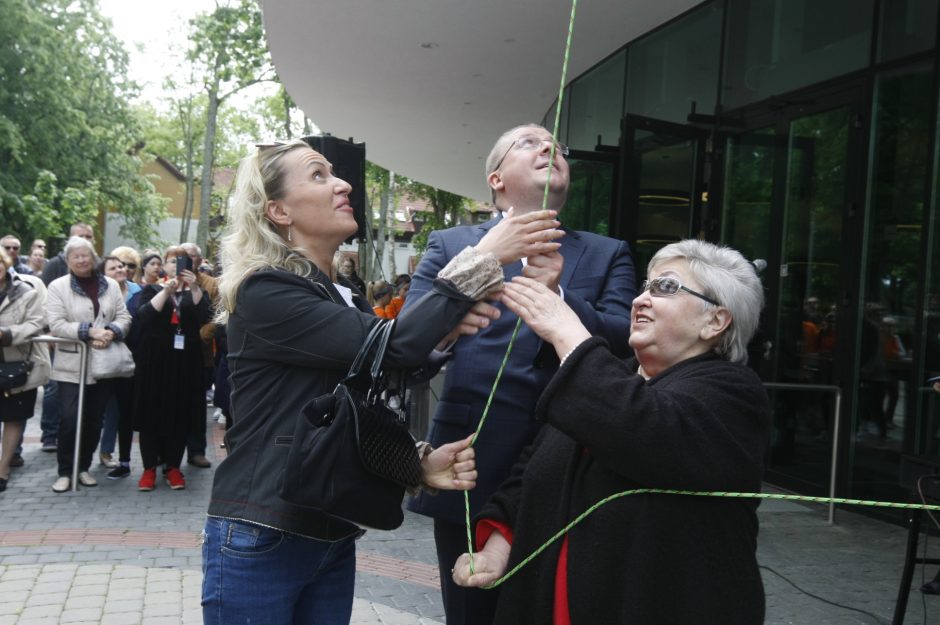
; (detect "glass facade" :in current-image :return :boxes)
[722,0,873,109]
[549,0,940,520]
[625,3,722,124]
[878,0,937,63]
[853,65,935,502]
[567,51,625,150]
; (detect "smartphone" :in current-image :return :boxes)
[176,254,193,275]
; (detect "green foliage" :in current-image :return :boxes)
[187,0,276,249]
[398,179,469,255]
[0,0,168,249]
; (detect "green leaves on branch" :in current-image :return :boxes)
[0,0,167,249]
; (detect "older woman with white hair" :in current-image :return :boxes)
[454,239,770,625]
[46,236,131,493]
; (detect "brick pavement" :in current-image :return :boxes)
[0,403,938,624]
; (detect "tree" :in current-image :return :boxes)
[399,180,469,255]
[0,0,168,249]
[136,93,262,245]
[188,0,276,249]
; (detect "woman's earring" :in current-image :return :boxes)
[287,223,292,242]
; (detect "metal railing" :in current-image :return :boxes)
[30,335,89,493]
[763,382,842,525]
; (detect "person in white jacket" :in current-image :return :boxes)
[46,236,130,493]
[0,248,51,492]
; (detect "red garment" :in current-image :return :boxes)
[477,519,571,625]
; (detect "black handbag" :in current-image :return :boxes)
[0,341,34,391]
[278,319,424,530]
[0,360,31,390]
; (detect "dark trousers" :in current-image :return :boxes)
[186,367,210,457]
[113,377,135,463]
[433,519,500,625]
[56,381,111,477]
[41,379,59,445]
[140,421,187,470]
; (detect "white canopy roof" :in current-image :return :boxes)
[262,0,698,200]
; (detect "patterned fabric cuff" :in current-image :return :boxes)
[78,322,91,342]
[409,441,439,496]
[106,323,125,341]
[437,246,504,300]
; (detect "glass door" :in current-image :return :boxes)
[720,95,864,493]
[564,150,617,237]
[620,115,707,274]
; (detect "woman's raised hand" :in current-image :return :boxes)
[501,276,590,351]
[474,208,563,265]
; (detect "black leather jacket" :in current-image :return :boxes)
[207,263,474,539]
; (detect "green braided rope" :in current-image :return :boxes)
[464,0,580,573]
[541,0,579,212]
[479,489,940,589]
[463,317,523,572]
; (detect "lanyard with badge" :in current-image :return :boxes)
[169,289,185,350]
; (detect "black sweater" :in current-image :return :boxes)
[480,337,770,625]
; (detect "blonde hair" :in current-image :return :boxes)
[216,139,316,323]
[110,245,141,282]
[0,247,11,271]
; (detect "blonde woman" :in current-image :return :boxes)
[202,138,557,625]
[110,245,142,285]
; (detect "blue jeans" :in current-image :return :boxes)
[100,395,118,455]
[202,517,358,625]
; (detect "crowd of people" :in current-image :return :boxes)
[3,123,783,625]
[0,223,223,493]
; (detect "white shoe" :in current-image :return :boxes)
[52,476,70,493]
[77,471,97,487]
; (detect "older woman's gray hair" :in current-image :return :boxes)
[648,240,764,364]
[63,235,96,260]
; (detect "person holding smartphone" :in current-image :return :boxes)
[132,249,211,491]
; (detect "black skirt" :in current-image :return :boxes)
[0,388,38,422]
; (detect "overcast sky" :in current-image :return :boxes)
[98,0,218,105]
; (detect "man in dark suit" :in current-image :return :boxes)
[405,123,636,625]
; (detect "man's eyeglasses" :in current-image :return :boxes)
[3,245,20,252]
[640,277,720,307]
[493,135,570,171]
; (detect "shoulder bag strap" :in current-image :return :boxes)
[369,319,396,382]
[345,320,388,383]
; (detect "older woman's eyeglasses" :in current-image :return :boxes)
[641,277,720,307]
[493,135,570,170]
